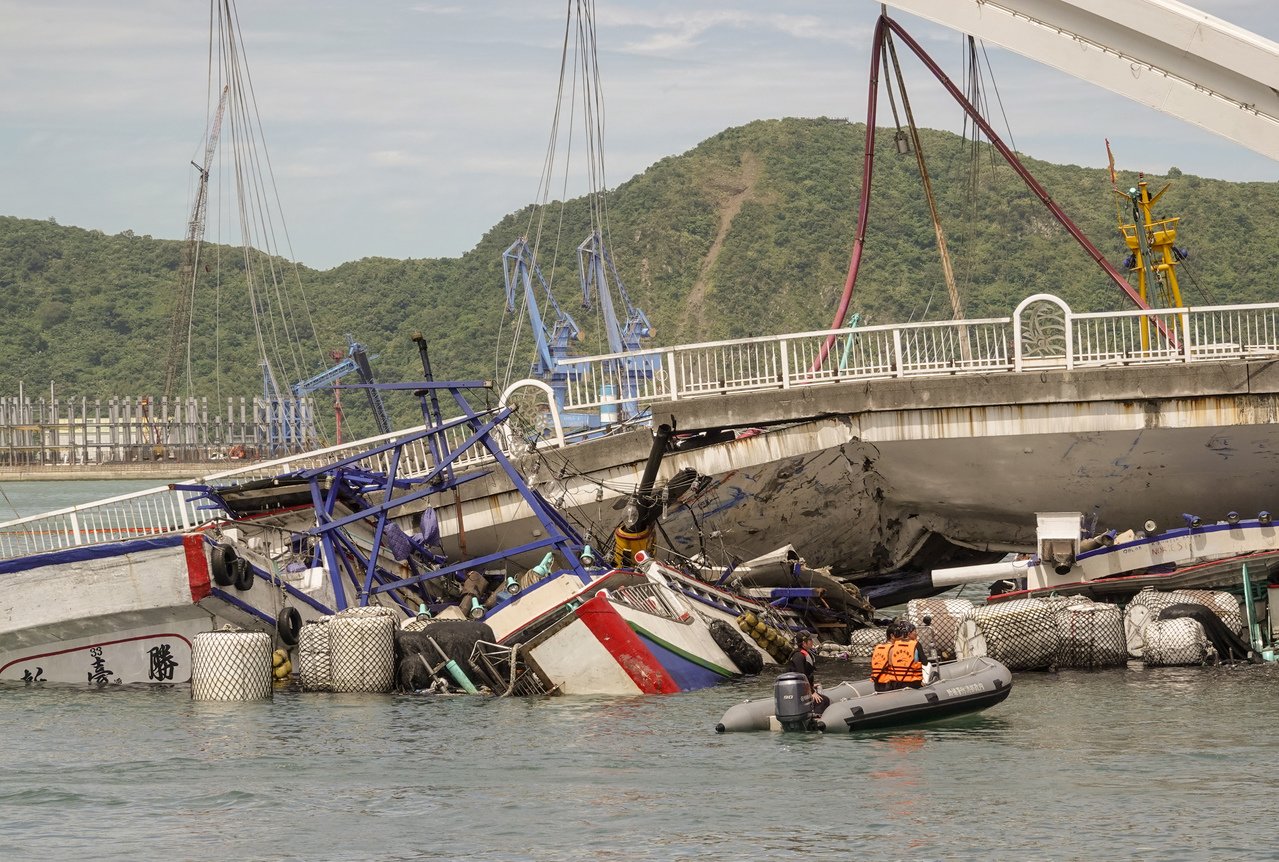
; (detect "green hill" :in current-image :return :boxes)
[2,117,1274,437]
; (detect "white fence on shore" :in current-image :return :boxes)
[3,294,1279,561]
[556,294,1279,411]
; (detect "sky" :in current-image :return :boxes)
[2,0,1277,271]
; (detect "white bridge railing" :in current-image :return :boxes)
[555,295,1279,411]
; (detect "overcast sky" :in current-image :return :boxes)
[2,0,1276,270]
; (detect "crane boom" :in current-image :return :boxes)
[164,84,229,401]
[290,337,392,437]
[502,238,581,379]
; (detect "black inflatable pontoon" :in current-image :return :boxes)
[715,656,1012,733]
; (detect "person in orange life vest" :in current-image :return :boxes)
[788,633,831,712]
[870,618,926,692]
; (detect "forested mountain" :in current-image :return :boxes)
[2,117,1275,437]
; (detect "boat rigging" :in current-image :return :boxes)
[164,0,343,455]
[164,83,228,404]
[497,0,658,434]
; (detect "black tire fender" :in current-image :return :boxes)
[210,543,237,587]
[277,607,302,646]
[232,557,254,591]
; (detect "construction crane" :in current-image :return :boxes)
[501,236,585,401]
[577,231,660,422]
[290,336,392,438]
[577,231,655,356]
[163,84,229,402]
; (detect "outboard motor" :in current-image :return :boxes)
[773,672,815,732]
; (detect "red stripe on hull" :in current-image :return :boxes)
[184,534,211,602]
[575,595,680,694]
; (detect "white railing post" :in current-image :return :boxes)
[667,351,678,401]
[1065,310,1075,371]
[177,490,192,530]
[1181,309,1193,362]
[892,329,904,377]
[69,511,82,547]
[780,339,791,390]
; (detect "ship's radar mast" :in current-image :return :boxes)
[1115,178,1185,311]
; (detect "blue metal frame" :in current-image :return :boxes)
[284,379,590,610]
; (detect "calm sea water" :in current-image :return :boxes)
[3,482,1278,861]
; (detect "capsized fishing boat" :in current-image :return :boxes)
[0,371,573,684]
[494,568,751,695]
[715,655,1012,733]
[0,336,811,691]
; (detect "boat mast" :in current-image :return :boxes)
[1117,178,1185,311]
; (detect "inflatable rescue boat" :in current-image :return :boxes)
[715,656,1012,733]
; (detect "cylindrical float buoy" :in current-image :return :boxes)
[271,647,293,682]
[330,607,395,693]
[191,628,273,701]
[297,617,333,692]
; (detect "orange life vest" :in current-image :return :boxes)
[870,637,924,685]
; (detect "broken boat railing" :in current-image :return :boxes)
[554,294,1279,411]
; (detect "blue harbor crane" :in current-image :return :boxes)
[577,231,660,422]
[502,238,582,379]
[577,230,654,355]
[501,238,598,429]
[289,336,393,441]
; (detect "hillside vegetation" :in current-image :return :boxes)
[2,118,1274,436]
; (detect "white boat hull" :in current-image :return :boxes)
[0,532,373,685]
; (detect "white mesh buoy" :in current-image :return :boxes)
[1143,617,1211,666]
[847,626,887,658]
[1124,602,1154,658]
[191,628,272,701]
[330,609,395,693]
[957,598,1060,670]
[906,597,974,660]
[1055,600,1127,668]
[1125,587,1244,658]
[1128,587,1243,635]
[297,617,334,692]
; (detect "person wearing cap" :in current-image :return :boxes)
[787,632,830,712]
[870,618,926,692]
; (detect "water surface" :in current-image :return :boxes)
[3,663,1276,861]
[3,483,1275,861]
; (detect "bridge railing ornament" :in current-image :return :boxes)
[555,294,1279,413]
